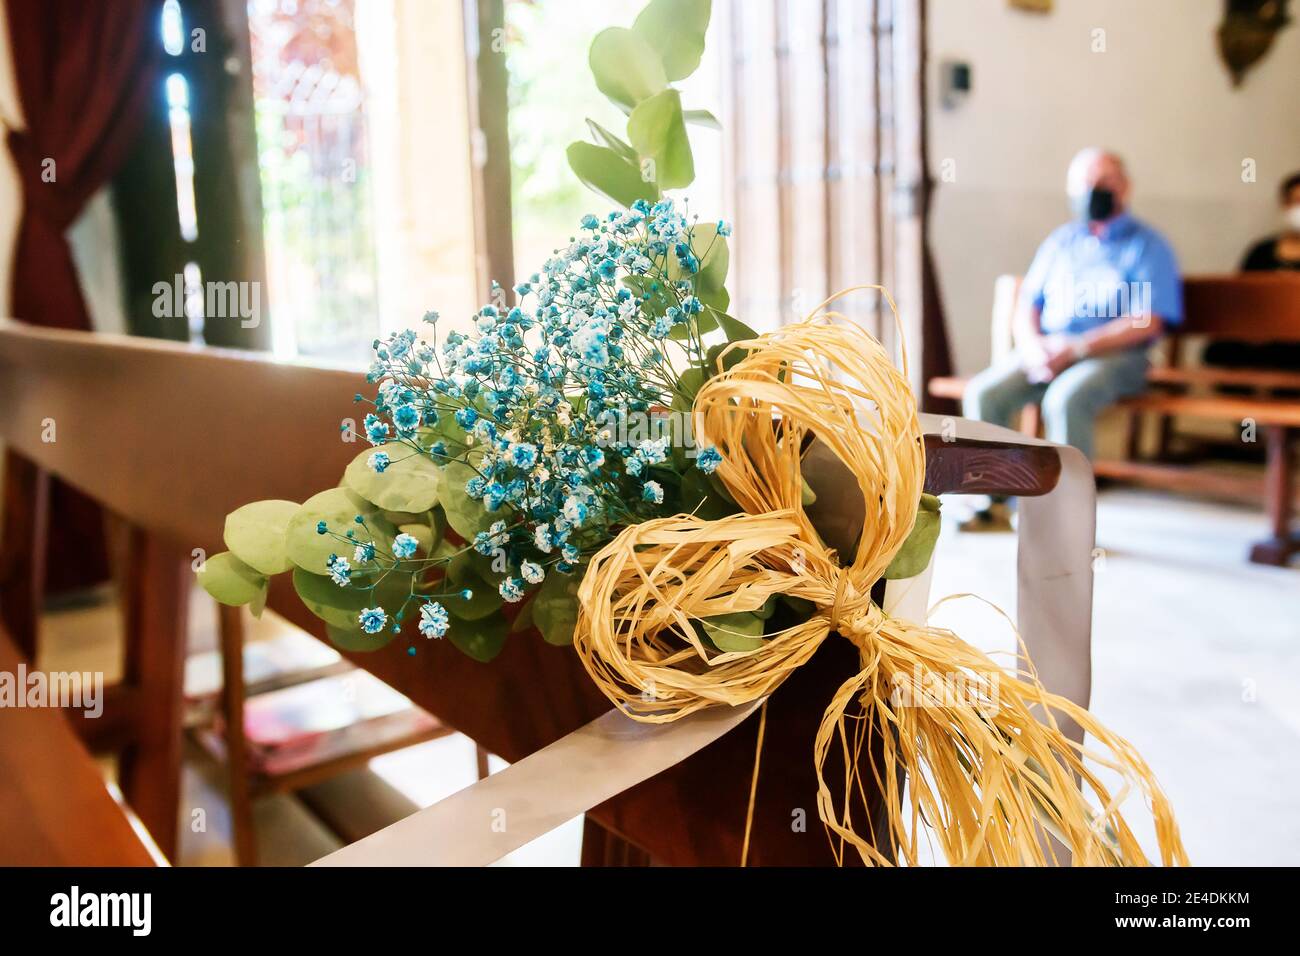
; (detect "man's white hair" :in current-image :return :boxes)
[1066,147,1125,196]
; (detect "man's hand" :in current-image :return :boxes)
[1022,335,1082,383]
[1038,337,1080,381]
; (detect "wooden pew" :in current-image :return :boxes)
[928,274,1300,566]
[0,320,1072,865]
[0,624,156,865]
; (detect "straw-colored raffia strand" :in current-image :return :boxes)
[573,287,1187,866]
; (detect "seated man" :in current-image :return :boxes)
[961,148,1181,530]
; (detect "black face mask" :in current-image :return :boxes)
[1074,186,1117,222]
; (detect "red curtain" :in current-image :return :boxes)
[3,0,162,596]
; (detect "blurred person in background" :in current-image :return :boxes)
[960,148,1182,531]
[1204,170,1300,373]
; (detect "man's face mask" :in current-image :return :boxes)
[1285,204,1300,233]
[1072,186,1117,222]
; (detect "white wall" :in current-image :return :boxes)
[929,0,1300,374]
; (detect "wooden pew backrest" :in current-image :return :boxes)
[0,319,1066,865]
[989,273,1300,350]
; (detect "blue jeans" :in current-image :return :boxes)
[962,349,1149,459]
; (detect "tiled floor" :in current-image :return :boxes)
[39,486,1300,866]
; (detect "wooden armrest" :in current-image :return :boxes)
[1147,366,1300,391]
[0,629,157,865]
[927,375,970,400]
[1118,393,1300,426]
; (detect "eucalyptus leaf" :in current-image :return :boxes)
[567,141,659,210]
[533,571,580,645]
[666,307,719,341]
[627,90,694,190]
[670,221,729,294]
[284,487,394,575]
[680,468,734,520]
[683,108,721,129]
[449,610,509,663]
[223,499,298,576]
[197,551,267,608]
[671,365,708,412]
[800,478,817,507]
[883,495,942,580]
[585,118,639,164]
[701,611,766,652]
[509,594,536,634]
[445,568,504,622]
[716,311,758,342]
[397,523,433,555]
[588,27,667,110]
[632,0,711,81]
[292,566,412,630]
[325,623,396,653]
[704,340,751,377]
[344,442,441,512]
[440,460,500,541]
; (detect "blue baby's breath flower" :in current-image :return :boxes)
[358,606,387,634]
[509,442,538,469]
[316,520,328,535]
[642,480,664,505]
[393,403,421,433]
[520,560,545,585]
[533,523,554,553]
[697,446,723,474]
[329,557,352,586]
[353,542,375,564]
[418,601,450,639]
[498,577,525,603]
[716,220,732,237]
[367,451,390,473]
[562,495,588,526]
[392,533,419,559]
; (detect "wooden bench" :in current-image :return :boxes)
[0,319,1088,865]
[929,274,1300,566]
[0,624,156,865]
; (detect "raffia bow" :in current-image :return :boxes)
[574,290,1186,866]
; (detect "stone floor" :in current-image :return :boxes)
[41,486,1300,866]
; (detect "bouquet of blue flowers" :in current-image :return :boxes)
[201,196,785,655]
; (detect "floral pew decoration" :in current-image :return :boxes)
[199,201,1185,866]
[197,0,1185,865]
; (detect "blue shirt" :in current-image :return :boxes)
[1022,212,1182,335]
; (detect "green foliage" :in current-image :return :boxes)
[566,142,660,209]
[701,611,765,652]
[325,623,397,653]
[197,552,268,613]
[284,487,395,575]
[440,460,499,541]
[883,494,943,580]
[627,90,694,189]
[343,442,441,513]
[223,499,298,575]
[588,27,667,110]
[633,0,711,81]
[448,611,509,662]
[532,571,582,645]
[568,0,714,203]
[292,566,411,631]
